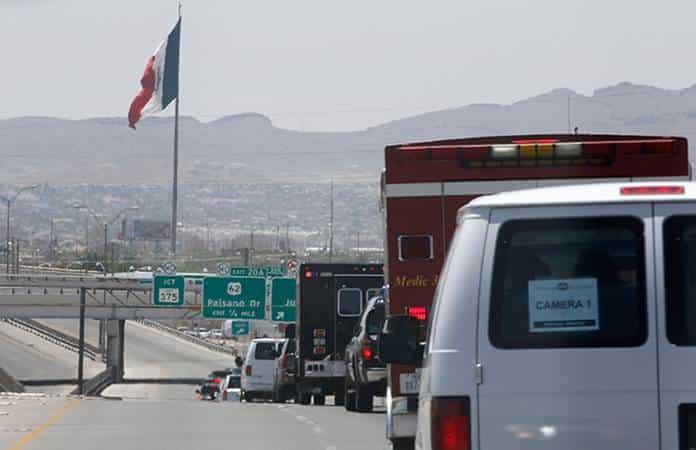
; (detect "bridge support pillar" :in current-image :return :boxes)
[106,320,125,382]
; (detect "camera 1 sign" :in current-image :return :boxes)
[202,276,266,319]
[153,275,185,306]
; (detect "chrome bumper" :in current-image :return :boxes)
[386,386,418,440]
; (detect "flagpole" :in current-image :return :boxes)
[170,3,181,255]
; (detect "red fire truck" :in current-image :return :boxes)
[379,134,690,450]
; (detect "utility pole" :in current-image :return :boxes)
[275,224,280,251]
[567,95,571,133]
[329,181,334,262]
[84,214,89,260]
[285,223,290,253]
[103,223,108,266]
[49,217,55,261]
[356,231,360,259]
[5,200,9,274]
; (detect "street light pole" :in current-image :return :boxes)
[103,223,108,268]
[5,200,10,274]
[74,204,138,273]
[1,184,39,274]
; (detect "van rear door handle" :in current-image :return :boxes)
[474,363,483,385]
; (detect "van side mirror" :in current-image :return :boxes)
[285,324,296,339]
[378,315,423,365]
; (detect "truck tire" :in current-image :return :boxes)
[355,385,373,412]
[334,386,345,406]
[313,394,326,406]
[298,392,311,405]
[344,377,356,411]
[391,438,415,450]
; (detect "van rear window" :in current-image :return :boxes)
[254,342,278,360]
[338,289,363,316]
[489,217,646,349]
[664,216,696,346]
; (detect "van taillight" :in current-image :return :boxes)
[431,397,471,450]
[245,366,252,376]
[361,346,373,360]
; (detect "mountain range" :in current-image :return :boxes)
[2,81,695,185]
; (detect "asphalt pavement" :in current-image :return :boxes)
[0,393,389,450]
[0,320,393,450]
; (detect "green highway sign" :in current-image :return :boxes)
[153,275,185,306]
[202,276,266,319]
[231,321,250,336]
[229,266,285,278]
[271,277,296,323]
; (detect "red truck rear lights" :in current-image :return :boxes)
[245,366,252,376]
[361,346,373,360]
[432,397,471,450]
[620,185,685,195]
[406,306,428,321]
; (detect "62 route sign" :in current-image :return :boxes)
[202,276,266,319]
[271,277,296,323]
[153,275,185,306]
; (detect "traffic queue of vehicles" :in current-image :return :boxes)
[202,134,693,450]
[377,133,690,450]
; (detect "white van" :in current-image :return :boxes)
[242,338,285,401]
[379,181,696,450]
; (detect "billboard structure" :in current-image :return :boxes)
[133,220,171,241]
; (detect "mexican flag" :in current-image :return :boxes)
[128,19,181,129]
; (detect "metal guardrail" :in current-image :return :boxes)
[1,318,98,361]
[120,377,205,385]
[136,319,238,356]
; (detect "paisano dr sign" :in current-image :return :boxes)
[202,276,266,319]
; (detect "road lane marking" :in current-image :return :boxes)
[7,399,80,450]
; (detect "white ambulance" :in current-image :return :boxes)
[380,181,696,450]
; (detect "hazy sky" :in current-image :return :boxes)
[2,0,696,131]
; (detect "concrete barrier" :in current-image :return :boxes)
[71,368,113,396]
[0,367,24,393]
[136,319,238,356]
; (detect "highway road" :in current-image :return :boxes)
[0,393,389,449]
[37,319,234,380]
[0,320,394,450]
[0,321,102,394]
[0,318,233,397]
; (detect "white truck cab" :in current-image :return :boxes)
[380,181,696,450]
